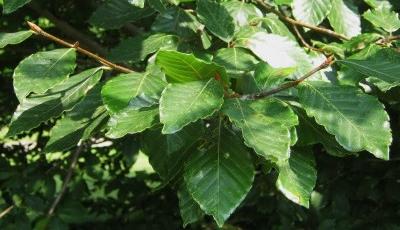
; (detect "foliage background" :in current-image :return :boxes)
[1,0,400,229]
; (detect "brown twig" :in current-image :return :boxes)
[236,56,335,100]
[29,2,107,56]
[47,143,84,216]
[253,0,350,41]
[292,25,324,52]
[27,21,134,74]
[0,205,14,219]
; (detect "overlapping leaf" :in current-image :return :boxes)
[328,0,361,38]
[178,184,204,227]
[292,0,332,26]
[213,47,258,77]
[102,67,166,113]
[276,149,317,208]
[89,0,154,29]
[197,0,235,42]
[223,98,298,162]
[184,127,254,227]
[106,106,159,138]
[299,81,392,160]
[151,7,201,38]
[156,50,227,83]
[45,85,108,153]
[13,48,77,101]
[338,48,400,91]
[108,33,178,62]
[363,8,400,32]
[160,78,224,134]
[7,68,103,137]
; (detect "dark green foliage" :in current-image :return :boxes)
[1,0,400,229]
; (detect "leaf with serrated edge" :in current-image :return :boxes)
[276,149,317,208]
[184,125,254,227]
[299,81,392,160]
[328,0,361,38]
[160,78,224,134]
[223,98,297,162]
[292,0,332,26]
[338,48,400,91]
[197,0,235,42]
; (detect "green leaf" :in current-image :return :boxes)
[364,0,392,10]
[148,0,168,13]
[197,0,235,42]
[151,7,202,38]
[101,67,166,113]
[143,123,204,182]
[106,106,159,138]
[108,33,178,63]
[160,78,224,134]
[222,1,262,31]
[7,68,103,137]
[363,8,400,33]
[45,86,108,153]
[156,50,227,83]
[261,14,296,41]
[184,126,255,227]
[295,108,353,157]
[223,98,298,162]
[292,0,332,26]
[129,0,145,8]
[276,149,317,208]
[253,62,296,90]
[89,0,154,29]
[0,30,33,48]
[3,0,31,14]
[243,32,315,78]
[213,47,258,77]
[299,81,392,160]
[338,49,400,91]
[328,0,361,38]
[178,184,204,227]
[13,48,77,101]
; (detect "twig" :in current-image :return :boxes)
[47,143,84,216]
[27,21,134,74]
[253,0,350,41]
[0,205,14,219]
[292,25,324,52]
[236,56,335,100]
[29,2,107,56]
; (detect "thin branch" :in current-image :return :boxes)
[47,143,85,216]
[236,56,335,100]
[29,2,107,56]
[0,205,14,219]
[253,0,350,41]
[292,25,324,53]
[27,21,134,74]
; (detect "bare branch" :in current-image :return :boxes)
[27,21,134,74]
[253,0,350,41]
[0,205,14,219]
[48,143,85,216]
[235,56,335,100]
